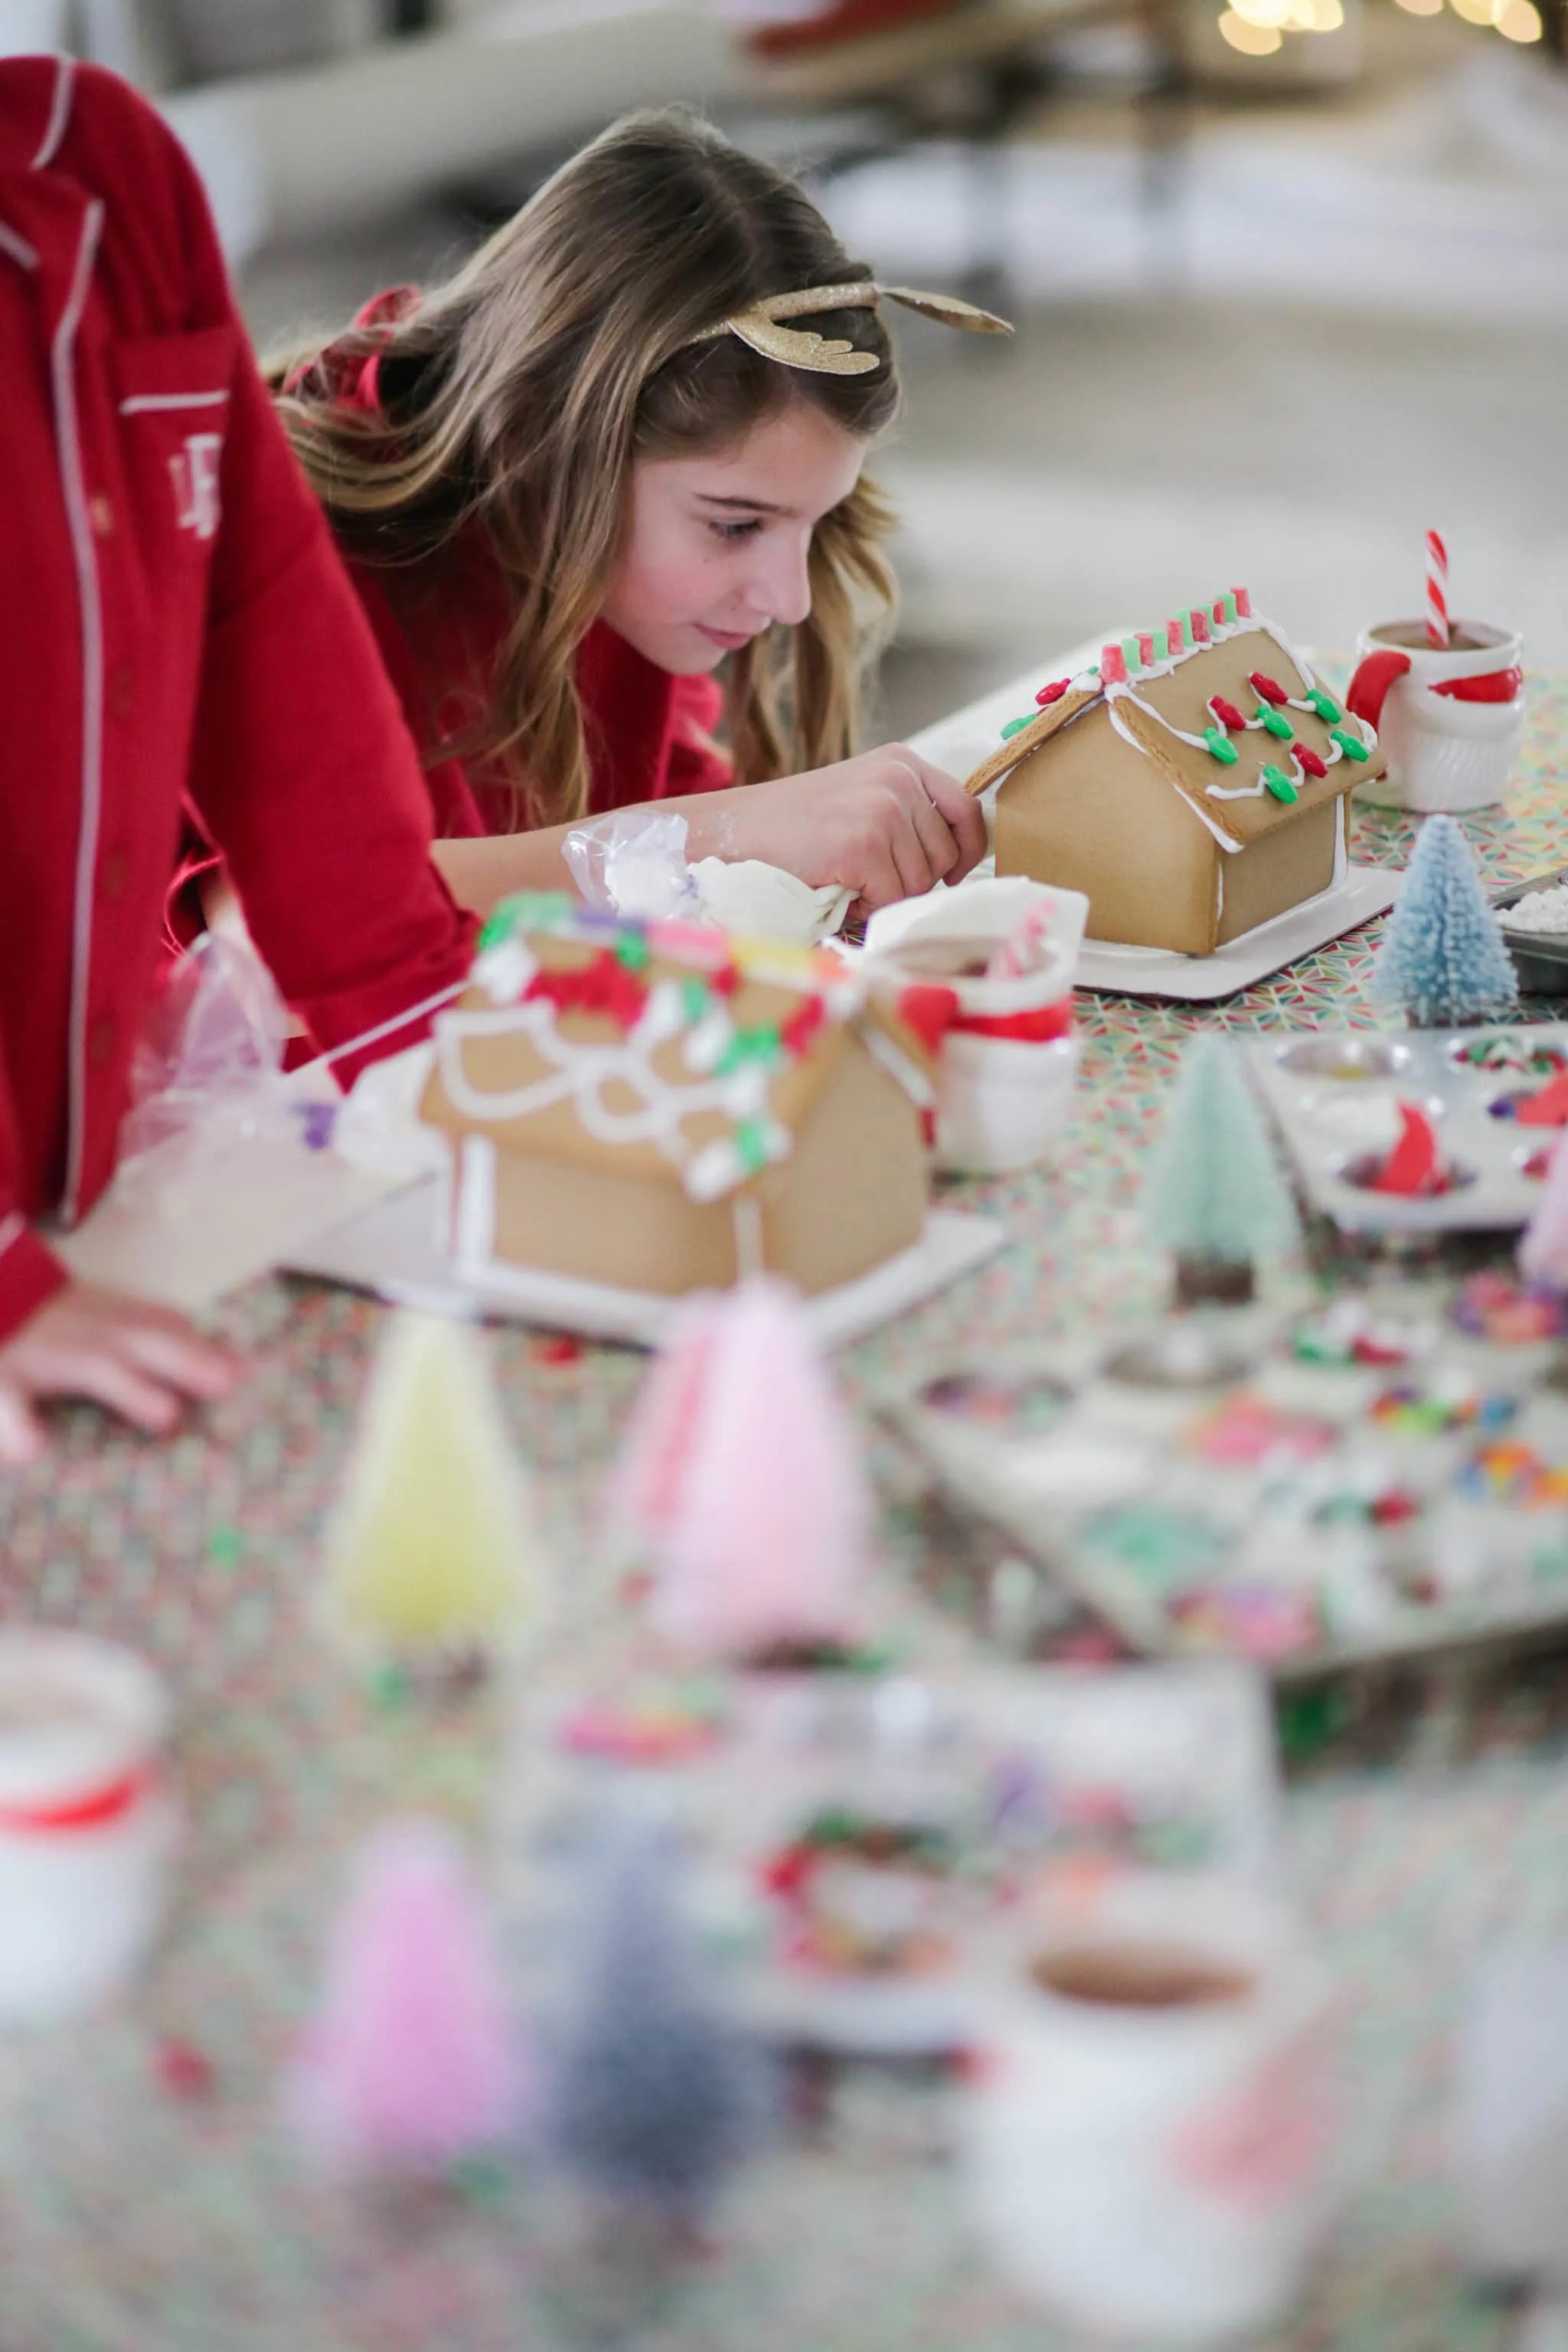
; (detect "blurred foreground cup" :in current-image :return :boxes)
[0,1632,178,2027]
[961,1873,1340,2345]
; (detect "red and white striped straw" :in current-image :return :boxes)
[1426,529,1450,650]
[985,898,1057,982]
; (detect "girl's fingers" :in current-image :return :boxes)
[906,788,961,883]
[118,1320,241,1401]
[66,1355,185,1436]
[913,762,988,877]
[0,1383,44,1469]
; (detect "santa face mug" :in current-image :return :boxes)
[960,1873,1341,2347]
[1347,619,1525,815]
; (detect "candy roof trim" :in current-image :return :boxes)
[962,596,1385,854]
[422,905,935,1206]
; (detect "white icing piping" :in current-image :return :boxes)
[434,995,805,1201]
[1099,616,1375,835]
[454,1134,497,1277]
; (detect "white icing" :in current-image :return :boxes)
[472,936,536,1006]
[434,999,782,1195]
[1096,616,1375,828]
[453,1132,497,1275]
[1501,884,1568,936]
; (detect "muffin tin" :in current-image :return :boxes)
[1246,1027,1568,1233]
[1494,864,1568,996]
[889,1287,1568,1679]
[500,1661,1279,2053]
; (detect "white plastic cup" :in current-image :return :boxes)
[0,1632,178,2027]
[864,880,1087,1176]
[1349,619,1525,815]
[962,1873,1339,2346]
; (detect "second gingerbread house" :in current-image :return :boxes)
[965,592,1388,957]
[417,897,939,1299]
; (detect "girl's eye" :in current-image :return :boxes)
[710,517,764,543]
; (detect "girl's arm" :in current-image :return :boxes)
[432,743,987,920]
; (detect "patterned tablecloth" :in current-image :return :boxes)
[2,677,1568,2352]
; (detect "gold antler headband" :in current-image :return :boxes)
[687,281,1012,377]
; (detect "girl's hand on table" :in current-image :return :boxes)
[0,1282,243,1465]
[710,746,987,911]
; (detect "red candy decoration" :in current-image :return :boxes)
[1374,1103,1441,1197]
[1208,696,1246,733]
[710,961,740,997]
[779,995,828,1059]
[1137,633,1156,668]
[895,984,960,1057]
[1250,671,1289,707]
[155,2037,214,2100]
[1295,744,1328,779]
[1233,586,1253,618]
[1035,678,1072,706]
[1516,1073,1568,1129]
[524,952,648,1030]
[1189,609,1210,644]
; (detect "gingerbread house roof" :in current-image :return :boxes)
[419,894,936,1204]
[964,592,1387,853]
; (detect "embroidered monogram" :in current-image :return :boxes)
[168,431,222,540]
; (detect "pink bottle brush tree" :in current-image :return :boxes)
[616,1278,871,1663]
[1521,1133,1568,1292]
[286,1817,522,2176]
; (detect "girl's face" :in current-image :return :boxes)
[600,398,868,676]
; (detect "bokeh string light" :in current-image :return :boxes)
[1225,0,1538,51]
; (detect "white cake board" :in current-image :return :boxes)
[286,1182,1006,1351]
[1074,864,1401,1001]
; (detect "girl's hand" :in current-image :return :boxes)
[0,1281,243,1465]
[714,745,988,910]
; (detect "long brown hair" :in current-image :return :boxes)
[268,113,900,830]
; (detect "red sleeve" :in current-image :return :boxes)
[663,673,733,797]
[162,158,476,1086]
[0,1077,67,1343]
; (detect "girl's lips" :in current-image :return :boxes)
[695,623,757,652]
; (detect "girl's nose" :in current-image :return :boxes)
[746,530,813,630]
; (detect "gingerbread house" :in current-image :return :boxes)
[417,896,937,1298]
[965,592,1389,958]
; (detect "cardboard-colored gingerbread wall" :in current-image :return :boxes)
[968,598,1386,958]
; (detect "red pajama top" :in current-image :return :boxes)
[313,289,735,833]
[0,58,477,1343]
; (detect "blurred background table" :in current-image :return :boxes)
[0,674,1566,2347]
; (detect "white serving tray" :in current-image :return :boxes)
[286,1184,1006,1350]
[1075,864,1402,1001]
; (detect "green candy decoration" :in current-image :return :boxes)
[1001,714,1035,740]
[1262,764,1298,804]
[1202,728,1240,766]
[1259,707,1294,740]
[1220,592,1238,626]
[733,1119,772,1175]
[1120,635,1142,671]
[1308,689,1341,724]
[716,1023,780,1078]
[616,933,652,972]
[1331,727,1370,763]
[680,975,710,1023]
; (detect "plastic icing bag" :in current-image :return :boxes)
[116,933,299,1196]
[563,808,705,923]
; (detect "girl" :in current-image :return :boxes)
[0,57,478,1461]
[262,113,1005,920]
